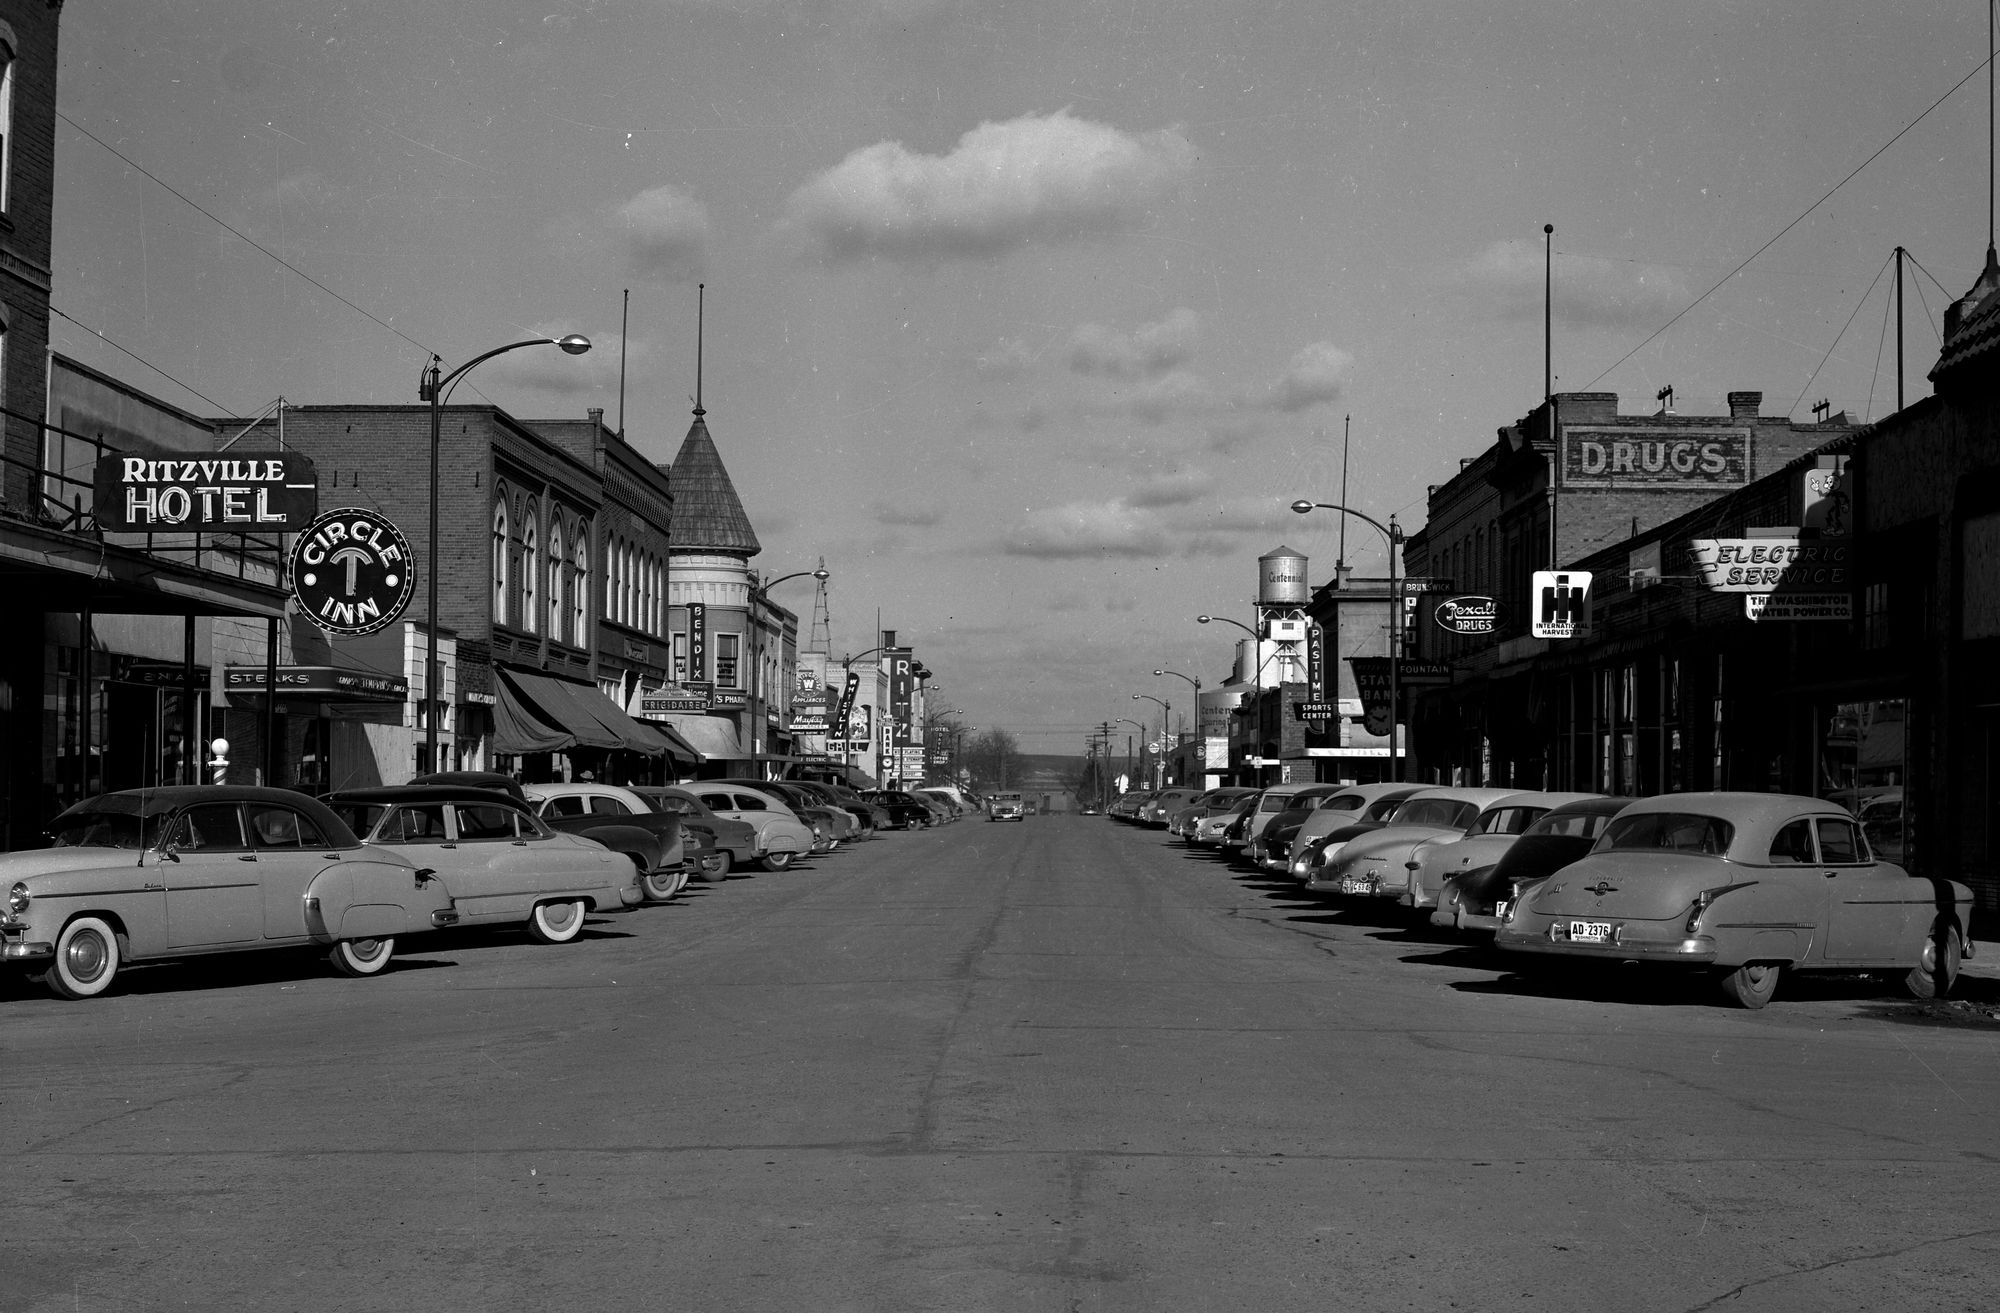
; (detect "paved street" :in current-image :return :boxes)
[5,816,1999,1313]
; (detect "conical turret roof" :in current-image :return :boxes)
[665,412,761,557]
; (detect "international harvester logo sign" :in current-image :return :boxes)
[290,508,416,636]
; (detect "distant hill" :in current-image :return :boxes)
[974,754,1086,793]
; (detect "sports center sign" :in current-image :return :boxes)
[93,452,319,531]
[289,508,416,636]
[1561,427,1749,490]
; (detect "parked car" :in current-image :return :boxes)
[1247,785,1359,871]
[1306,787,1521,898]
[1288,789,1425,882]
[710,779,846,852]
[860,790,934,830]
[1493,792,1975,1008]
[1239,783,1339,854]
[515,782,691,902]
[676,783,816,871]
[913,788,967,820]
[1287,783,1426,854]
[1,786,456,999]
[324,786,642,942]
[1193,792,1261,847]
[1401,792,1603,910]
[1107,791,1149,820]
[629,785,761,880]
[1169,787,1257,840]
[1138,788,1201,828]
[1432,796,1633,939]
[792,779,890,836]
[989,791,1028,821]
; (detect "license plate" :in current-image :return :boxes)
[1568,920,1612,944]
[1492,900,1510,921]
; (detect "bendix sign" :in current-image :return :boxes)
[290,508,416,636]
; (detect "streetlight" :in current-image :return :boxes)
[1133,692,1171,787]
[1196,614,1258,636]
[840,644,888,783]
[1112,716,1147,795]
[1155,668,1200,783]
[748,564,829,776]
[419,333,591,772]
[1290,498,1404,781]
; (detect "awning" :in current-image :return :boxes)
[493,668,687,757]
[649,713,749,764]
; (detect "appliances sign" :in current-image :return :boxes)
[94,452,319,531]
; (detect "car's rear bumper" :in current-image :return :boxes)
[1496,923,1720,963]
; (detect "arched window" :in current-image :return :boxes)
[522,500,540,635]
[572,529,589,644]
[605,536,618,623]
[548,521,567,643]
[0,32,16,215]
[622,541,634,626]
[492,500,510,626]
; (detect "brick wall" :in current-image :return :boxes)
[0,0,60,508]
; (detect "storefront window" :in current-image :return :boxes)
[1820,698,1908,864]
[716,633,740,688]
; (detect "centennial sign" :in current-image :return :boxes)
[1561,427,1750,489]
[1434,595,1501,635]
[94,452,320,532]
[289,508,416,637]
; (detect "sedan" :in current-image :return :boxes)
[1305,788,1522,898]
[860,790,935,830]
[1431,796,1633,939]
[1401,792,1604,910]
[1,786,454,999]
[1493,792,1975,1008]
[629,786,761,880]
[326,786,642,943]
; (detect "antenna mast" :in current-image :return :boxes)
[694,283,705,417]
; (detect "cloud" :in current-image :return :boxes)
[1067,308,1200,378]
[480,324,630,396]
[1000,490,1285,560]
[1458,239,1691,329]
[976,337,1039,377]
[1266,341,1351,412]
[612,184,711,281]
[874,502,943,527]
[781,110,1197,264]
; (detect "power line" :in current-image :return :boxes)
[50,307,239,415]
[58,110,436,360]
[1584,50,1995,392]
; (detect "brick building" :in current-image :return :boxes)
[1,6,292,846]
[1401,388,1858,786]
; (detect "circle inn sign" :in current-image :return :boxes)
[290,507,416,636]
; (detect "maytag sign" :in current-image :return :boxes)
[94,452,319,531]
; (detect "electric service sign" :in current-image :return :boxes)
[290,508,416,636]
[94,452,319,531]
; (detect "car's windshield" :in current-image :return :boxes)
[1526,808,1616,839]
[1391,798,1479,828]
[326,802,390,839]
[49,810,166,849]
[1600,811,1734,856]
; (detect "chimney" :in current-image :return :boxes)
[587,407,605,429]
[1727,391,1762,419]
[881,629,896,649]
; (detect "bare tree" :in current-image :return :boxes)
[964,727,1023,791]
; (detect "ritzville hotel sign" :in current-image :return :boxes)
[93,452,319,531]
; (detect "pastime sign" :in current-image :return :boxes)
[94,452,319,531]
[289,508,415,637]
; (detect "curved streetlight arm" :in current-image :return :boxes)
[1132,694,1169,712]
[1288,500,1402,553]
[754,567,831,596]
[842,645,887,670]
[425,335,593,403]
[1196,614,1259,638]
[1290,497,1405,782]
[1154,668,1201,693]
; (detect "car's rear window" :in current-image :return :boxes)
[1392,798,1479,828]
[1473,805,1546,836]
[1527,808,1616,839]
[1600,811,1734,857]
[1320,793,1368,812]
[1362,795,1409,821]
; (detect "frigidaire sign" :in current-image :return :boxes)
[93,452,319,531]
[1434,595,1501,635]
[290,508,415,636]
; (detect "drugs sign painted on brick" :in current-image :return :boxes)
[1561,427,1749,489]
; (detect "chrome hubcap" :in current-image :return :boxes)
[66,932,107,982]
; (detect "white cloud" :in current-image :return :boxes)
[1000,490,1287,559]
[781,110,1197,264]
[480,324,630,397]
[1267,341,1351,412]
[1459,239,1691,329]
[612,184,711,282]
[1068,308,1200,378]
[976,337,1039,377]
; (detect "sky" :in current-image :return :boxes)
[50,0,1999,751]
